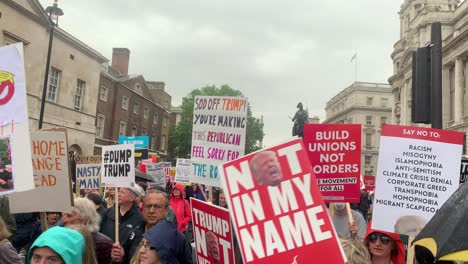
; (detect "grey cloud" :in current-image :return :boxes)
[41,0,402,146]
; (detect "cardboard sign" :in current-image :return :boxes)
[191,198,234,264]
[147,162,169,188]
[303,124,361,203]
[9,129,72,213]
[190,96,248,187]
[0,43,34,195]
[220,138,346,264]
[101,144,135,188]
[76,155,101,190]
[364,176,375,192]
[372,124,463,235]
[175,158,191,184]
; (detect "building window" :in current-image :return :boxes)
[381,98,388,107]
[122,96,129,110]
[136,83,142,95]
[99,86,108,102]
[151,136,156,150]
[96,114,105,138]
[380,116,387,127]
[74,79,85,111]
[161,135,166,150]
[133,103,139,114]
[47,67,61,102]
[366,116,372,125]
[144,107,149,119]
[131,125,137,136]
[366,97,373,106]
[119,121,127,136]
[365,134,372,148]
[365,155,371,165]
[153,114,158,124]
[163,117,167,127]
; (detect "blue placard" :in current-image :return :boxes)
[118,136,149,148]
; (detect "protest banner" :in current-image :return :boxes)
[303,124,361,203]
[101,144,135,188]
[364,175,375,192]
[147,162,170,188]
[191,198,234,264]
[119,136,149,164]
[175,158,191,184]
[372,124,463,235]
[169,167,176,183]
[75,155,101,191]
[9,128,72,213]
[0,43,34,195]
[220,138,346,264]
[460,157,468,184]
[190,96,248,187]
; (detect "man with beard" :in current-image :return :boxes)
[250,151,284,186]
[206,231,220,263]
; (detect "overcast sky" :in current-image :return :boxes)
[40,0,402,147]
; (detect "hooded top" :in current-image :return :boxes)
[170,184,192,232]
[28,226,84,264]
[365,222,405,264]
[144,220,178,264]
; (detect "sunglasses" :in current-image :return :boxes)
[368,233,393,245]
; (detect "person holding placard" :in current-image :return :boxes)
[331,202,366,240]
[100,187,144,244]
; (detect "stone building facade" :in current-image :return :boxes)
[324,82,393,176]
[95,48,171,159]
[389,0,468,153]
[1,0,108,155]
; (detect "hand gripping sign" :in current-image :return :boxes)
[220,138,346,264]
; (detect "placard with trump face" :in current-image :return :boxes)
[191,198,234,264]
[220,138,346,264]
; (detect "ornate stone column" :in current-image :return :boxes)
[454,58,465,124]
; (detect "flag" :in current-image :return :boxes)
[350,53,357,62]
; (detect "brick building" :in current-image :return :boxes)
[94,48,171,160]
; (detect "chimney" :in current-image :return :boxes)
[111,48,130,75]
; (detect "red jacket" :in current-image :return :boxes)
[365,222,406,264]
[170,184,192,232]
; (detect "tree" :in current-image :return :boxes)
[168,85,264,161]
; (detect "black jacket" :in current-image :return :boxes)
[100,202,144,244]
[117,221,193,264]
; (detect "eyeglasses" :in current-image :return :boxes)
[144,203,165,210]
[368,233,393,245]
[139,241,155,251]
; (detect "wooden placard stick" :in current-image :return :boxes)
[114,187,119,242]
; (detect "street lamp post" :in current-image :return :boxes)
[38,0,64,129]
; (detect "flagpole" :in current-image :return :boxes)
[354,55,357,82]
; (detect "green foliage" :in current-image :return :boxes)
[0,138,11,165]
[168,85,264,161]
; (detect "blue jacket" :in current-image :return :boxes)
[144,220,179,264]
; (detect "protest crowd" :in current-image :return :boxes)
[1,42,467,264]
